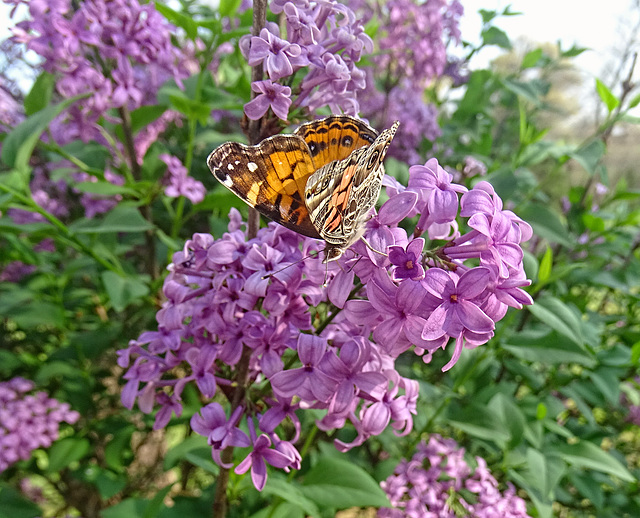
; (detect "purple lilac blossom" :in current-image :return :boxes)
[160,154,206,204]
[0,377,80,473]
[354,0,465,162]
[378,435,531,517]
[241,0,372,118]
[7,0,192,140]
[3,0,195,220]
[118,155,532,491]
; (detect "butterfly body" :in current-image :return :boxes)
[208,115,399,261]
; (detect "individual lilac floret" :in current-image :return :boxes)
[388,238,425,281]
[248,28,310,81]
[244,80,292,121]
[0,377,80,473]
[378,435,532,517]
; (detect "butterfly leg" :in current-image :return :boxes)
[360,236,388,258]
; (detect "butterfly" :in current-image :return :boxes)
[207,115,399,262]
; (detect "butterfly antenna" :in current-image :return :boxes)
[261,250,321,280]
[360,236,388,257]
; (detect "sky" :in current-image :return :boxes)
[1,0,636,83]
[458,0,637,81]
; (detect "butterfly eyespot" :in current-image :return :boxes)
[368,150,380,169]
[341,136,353,147]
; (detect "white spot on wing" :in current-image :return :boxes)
[222,176,234,187]
[227,163,234,170]
[247,162,258,173]
[235,160,240,165]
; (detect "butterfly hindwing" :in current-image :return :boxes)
[294,115,379,168]
[305,122,400,251]
[208,135,321,238]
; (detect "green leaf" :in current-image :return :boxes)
[101,497,148,518]
[6,300,66,329]
[73,181,137,196]
[102,271,150,312]
[47,437,91,472]
[503,330,595,367]
[154,3,198,39]
[631,341,640,365]
[164,435,209,470]
[301,458,390,509]
[628,92,640,109]
[24,71,56,115]
[71,205,154,233]
[538,246,552,283]
[144,486,173,518]
[446,403,511,443]
[569,472,604,509]
[570,140,605,176]
[95,469,128,499]
[218,0,242,17]
[481,26,511,49]
[548,441,635,482]
[487,393,526,447]
[518,203,571,245]
[527,295,583,346]
[588,367,620,404]
[522,48,543,69]
[562,44,588,58]
[0,484,42,518]
[503,78,545,105]
[1,96,84,170]
[595,78,619,112]
[129,105,168,134]
[263,476,320,518]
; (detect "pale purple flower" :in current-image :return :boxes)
[191,404,250,467]
[0,377,79,473]
[244,80,292,121]
[248,28,309,81]
[160,153,206,204]
[378,435,531,518]
[234,420,294,491]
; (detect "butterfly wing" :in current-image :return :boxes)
[208,135,321,239]
[305,121,400,252]
[294,115,379,168]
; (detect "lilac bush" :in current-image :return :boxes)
[0,377,79,472]
[378,435,531,517]
[118,157,532,490]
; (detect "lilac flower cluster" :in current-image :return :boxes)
[378,435,531,517]
[3,0,197,221]
[0,78,23,132]
[118,156,532,491]
[7,0,191,142]
[241,0,373,120]
[160,154,206,205]
[353,0,465,163]
[0,377,79,472]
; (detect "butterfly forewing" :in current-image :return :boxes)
[208,135,321,238]
[295,115,379,168]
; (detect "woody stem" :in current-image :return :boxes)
[211,2,267,517]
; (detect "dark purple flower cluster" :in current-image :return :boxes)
[241,0,372,120]
[353,0,465,162]
[118,156,532,491]
[7,0,191,141]
[0,377,79,472]
[378,435,531,517]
